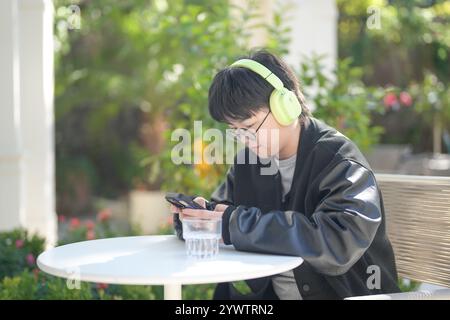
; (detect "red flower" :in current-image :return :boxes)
[26,253,35,266]
[70,217,81,229]
[58,215,66,223]
[96,283,109,290]
[15,239,24,249]
[97,208,112,222]
[85,220,95,230]
[399,91,413,107]
[166,215,174,226]
[383,93,398,109]
[86,229,96,240]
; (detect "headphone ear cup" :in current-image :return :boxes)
[270,88,302,126]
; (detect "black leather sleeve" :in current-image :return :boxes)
[173,213,184,241]
[222,159,382,276]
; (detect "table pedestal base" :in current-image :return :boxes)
[164,284,182,300]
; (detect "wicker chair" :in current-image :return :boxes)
[345,174,450,300]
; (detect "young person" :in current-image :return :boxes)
[170,49,401,300]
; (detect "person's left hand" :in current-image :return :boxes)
[180,197,229,220]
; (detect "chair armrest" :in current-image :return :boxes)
[345,289,450,300]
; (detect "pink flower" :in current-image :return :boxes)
[337,115,346,129]
[15,239,24,249]
[383,93,398,109]
[26,253,35,266]
[86,229,96,240]
[399,91,413,107]
[97,208,112,222]
[85,220,95,230]
[70,217,81,229]
[58,215,66,223]
[96,283,109,290]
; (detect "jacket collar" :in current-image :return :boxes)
[282,116,320,206]
[293,116,317,178]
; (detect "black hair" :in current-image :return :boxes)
[208,49,311,124]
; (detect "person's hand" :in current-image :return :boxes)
[185,197,229,244]
[181,197,228,220]
[214,203,229,213]
[169,204,182,215]
[176,197,230,244]
[169,197,207,218]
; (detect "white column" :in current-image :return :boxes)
[229,0,337,78]
[18,0,57,246]
[229,0,273,49]
[280,0,338,113]
[0,0,26,231]
[282,0,338,75]
[229,0,338,114]
[164,284,182,300]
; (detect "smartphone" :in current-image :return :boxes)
[165,192,205,210]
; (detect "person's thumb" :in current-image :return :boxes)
[215,204,229,212]
[193,197,207,208]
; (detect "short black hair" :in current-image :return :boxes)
[208,49,311,124]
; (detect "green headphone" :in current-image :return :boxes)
[230,59,302,126]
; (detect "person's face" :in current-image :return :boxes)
[228,108,283,158]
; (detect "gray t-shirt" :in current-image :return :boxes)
[271,154,303,300]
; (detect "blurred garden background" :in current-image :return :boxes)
[0,0,449,299]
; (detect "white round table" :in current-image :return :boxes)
[37,235,303,300]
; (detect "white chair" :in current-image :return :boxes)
[346,289,450,300]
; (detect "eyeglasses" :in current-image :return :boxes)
[227,110,271,142]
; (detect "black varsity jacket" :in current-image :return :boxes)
[175,116,401,300]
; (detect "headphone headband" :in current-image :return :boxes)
[230,59,284,90]
[229,57,302,126]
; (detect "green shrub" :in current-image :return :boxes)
[104,284,161,300]
[398,278,421,293]
[0,271,40,300]
[0,229,45,279]
[337,0,449,150]
[0,269,164,300]
[53,0,290,206]
[299,56,386,152]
